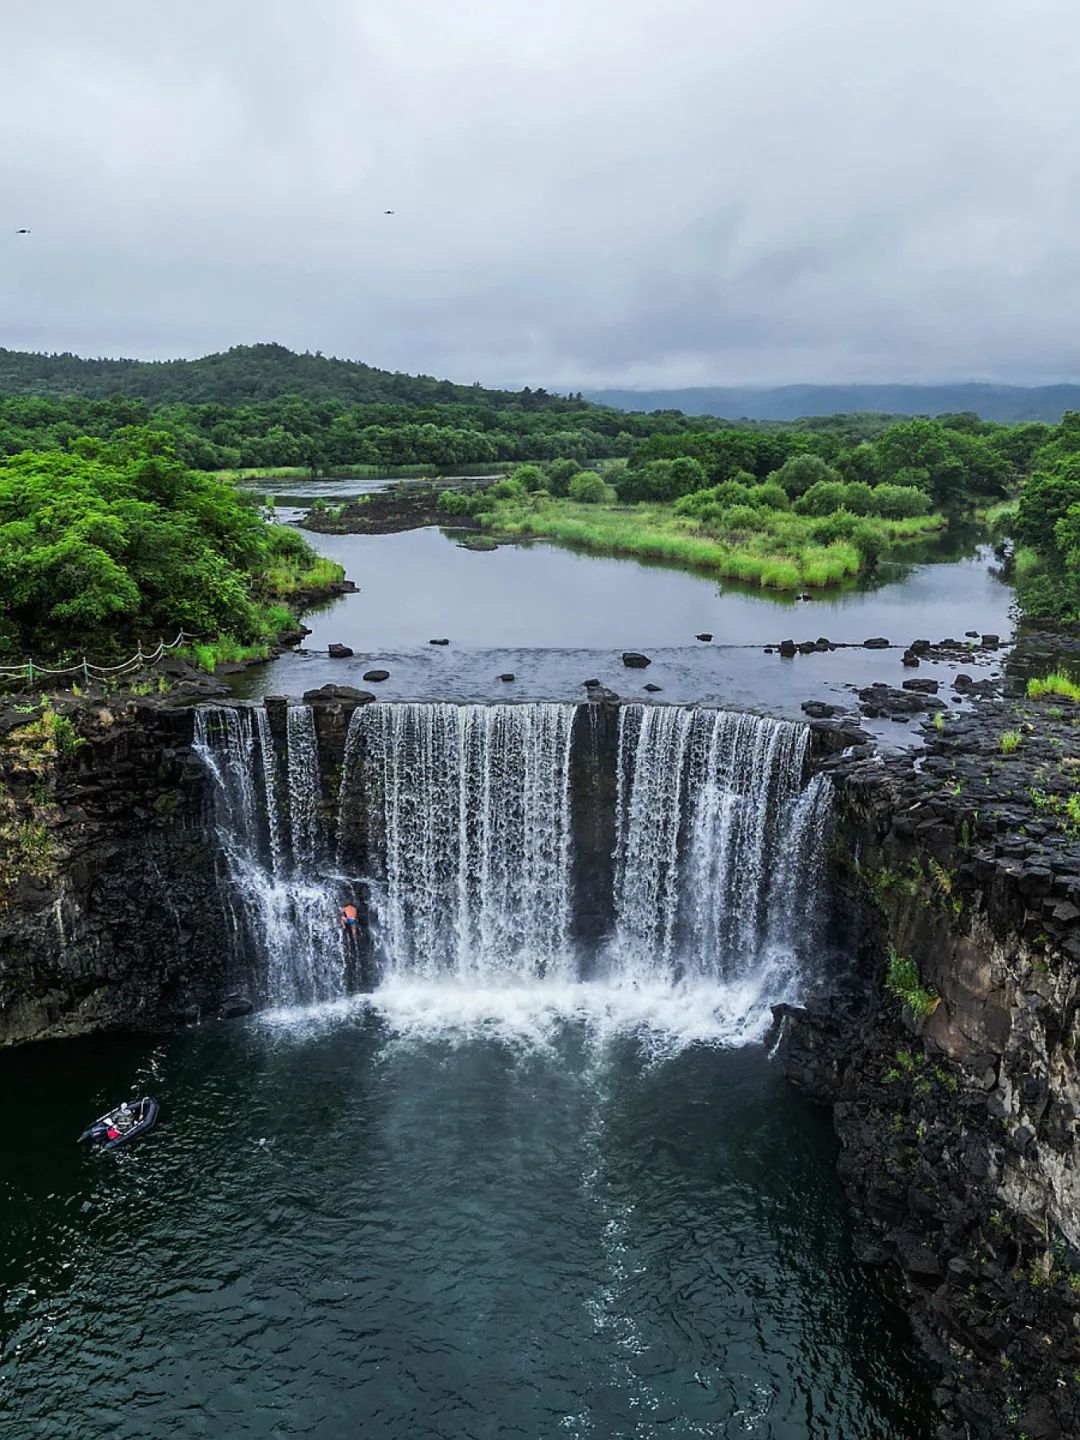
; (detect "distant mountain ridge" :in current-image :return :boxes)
[0,342,579,411]
[585,383,1080,424]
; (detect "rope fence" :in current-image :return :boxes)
[0,631,200,689]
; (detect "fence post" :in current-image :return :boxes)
[27,660,34,687]
[82,659,90,689]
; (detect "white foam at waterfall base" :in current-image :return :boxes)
[367,960,803,1056]
[254,954,804,1060]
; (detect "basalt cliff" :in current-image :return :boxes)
[777,688,1080,1440]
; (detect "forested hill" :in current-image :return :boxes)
[586,383,1080,424]
[0,343,583,411]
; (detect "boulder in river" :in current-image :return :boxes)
[643,683,662,692]
[429,638,450,646]
[902,678,940,694]
[302,685,376,706]
[695,633,712,642]
[778,640,797,658]
[498,673,515,682]
[622,652,651,668]
[220,994,254,1020]
[363,669,390,683]
[327,643,354,659]
[863,637,890,649]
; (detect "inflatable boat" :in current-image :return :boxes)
[78,1097,159,1149]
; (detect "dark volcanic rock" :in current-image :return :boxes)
[801,700,845,719]
[778,639,797,658]
[902,678,940,694]
[327,643,353,659]
[302,685,376,706]
[362,669,390,683]
[782,671,1080,1440]
[863,636,890,649]
[643,683,662,693]
[498,673,515,682]
[220,994,254,1020]
[857,683,943,717]
[695,633,713,642]
[429,638,450,646]
[584,682,619,704]
[621,652,651,669]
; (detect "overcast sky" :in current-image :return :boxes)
[2,0,1079,389]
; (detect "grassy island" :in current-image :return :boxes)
[472,492,944,590]
[439,450,951,591]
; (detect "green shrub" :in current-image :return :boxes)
[808,509,860,544]
[870,483,932,519]
[437,488,474,516]
[567,470,608,503]
[718,504,767,533]
[1000,730,1022,754]
[851,520,886,566]
[510,464,546,492]
[769,454,842,498]
[545,458,581,497]
[748,482,790,511]
[488,476,527,500]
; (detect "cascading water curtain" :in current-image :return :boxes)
[340,702,575,981]
[194,706,345,1007]
[611,706,830,983]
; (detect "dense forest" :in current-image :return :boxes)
[588,382,1080,424]
[0,342,589,410]
[0,430,339,662]
[0,392,694,471]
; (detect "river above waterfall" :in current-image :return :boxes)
[0,1007,933,1439]
[230,509,1014,722]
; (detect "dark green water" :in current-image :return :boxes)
[0,1001,931,1439]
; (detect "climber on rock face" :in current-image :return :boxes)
[339,902,359,938]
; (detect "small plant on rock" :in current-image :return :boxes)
[1000,730,1022,755]
[885,950,940,1022]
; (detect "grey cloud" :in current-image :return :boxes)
[2,0,1080,388]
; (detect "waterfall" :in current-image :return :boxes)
[194,706,344,1007]
[340,702,575,980]
[610,707,830,985]
[198,698,831,1041]
[286,704,323,869]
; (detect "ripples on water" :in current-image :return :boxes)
[0,990,932,1439]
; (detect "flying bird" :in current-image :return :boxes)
[383,210,394,215]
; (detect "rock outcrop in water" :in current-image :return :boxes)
[775,691,1080,1440]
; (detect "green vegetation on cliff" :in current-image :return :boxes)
[0,429,340,659]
